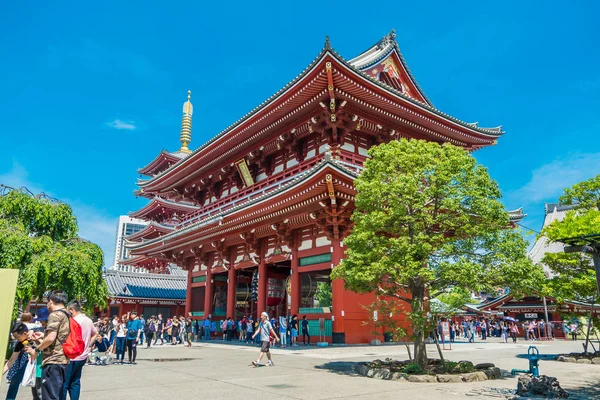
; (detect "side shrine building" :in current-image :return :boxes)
[123,31,517,344]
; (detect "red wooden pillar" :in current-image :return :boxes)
[226,264,237,319]
[204,256,214,318]
[290,241,300,316]
[331,238,345,343]
[185,259,193,317]
[257,258,267,315]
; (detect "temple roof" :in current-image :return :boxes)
[348,29,432,106]
[128,154,358,255]
[125,221,175,242]
[104,268,187,300]
[130,197,199,220]
[528,203,576,276]
[508,207,527,223]
[138,150,188,177]
[137,31,505,193]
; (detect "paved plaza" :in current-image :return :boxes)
[3,337,600,399]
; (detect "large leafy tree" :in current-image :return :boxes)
[332,139,544,369]
[0,187,108,315]
[540,175,600,351]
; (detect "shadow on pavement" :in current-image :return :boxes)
[314,361,361,376]
[565,382,600,400]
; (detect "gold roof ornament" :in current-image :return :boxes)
[179,90,193,154]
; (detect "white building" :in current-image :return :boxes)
[528,203,576,277]
[111,215,148,271]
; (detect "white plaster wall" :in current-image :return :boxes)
[316,236,331,247]
[306,149,316,159]
[298,240,313,251]
[286,159,299,168]
[256,173,267,182]
[341,142,355,152]
[358,146,369,156]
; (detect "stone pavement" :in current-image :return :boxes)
[3,338,600,399]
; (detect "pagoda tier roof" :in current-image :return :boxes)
[137,150,188,177]
[137,31,504,195]
[129,154,358,257]
[125,221,175,242]
[129,197,199,220]
[104,268,186,301]
[508,207,526,223]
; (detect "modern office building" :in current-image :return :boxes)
[112,215,148,270]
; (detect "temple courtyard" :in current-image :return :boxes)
[3,339,600,399]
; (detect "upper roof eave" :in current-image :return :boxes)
[138,34,504,191]
[137,150,188,176]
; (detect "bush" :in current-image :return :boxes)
[403,362,425,375]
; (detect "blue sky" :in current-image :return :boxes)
[1,2,598,267]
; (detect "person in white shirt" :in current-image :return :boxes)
[62,300,97,400]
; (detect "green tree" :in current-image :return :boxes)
[315,281,332,307]
[436,287,474,311]
[0,188,108,315]
[332,139,544,369]
[540,175,600,352]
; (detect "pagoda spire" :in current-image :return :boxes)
[179,90,193,154]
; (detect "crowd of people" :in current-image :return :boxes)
[436,318,562,344]
[2,290,104,400]
[3,296,315,399]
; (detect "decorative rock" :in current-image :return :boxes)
[576,358,592,364]
[592,357,600,365]
[475,363,495,369]
[355,364,369,376]
[437,374,463,383]
[483,367,502,380]
[366,368,376,378]
[407,375,437,383]
[373,368,392,380]
[516,375,568,398]
[391,372,408,381]
[557,356,576,363]
[461,371,488,382]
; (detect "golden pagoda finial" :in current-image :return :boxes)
[179,90,193,154]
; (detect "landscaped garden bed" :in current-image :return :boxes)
[355,358,502,383]
[555,352,600,364]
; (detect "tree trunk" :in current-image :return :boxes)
[433,331,447,373]
[411,283,428,369]
[404,340,413,360]
[584,305,593,354]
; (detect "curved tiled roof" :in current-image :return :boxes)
[104,269,187,300]
[137,31,505,190]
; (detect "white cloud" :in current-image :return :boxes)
[508,152,600,205]
[107,119,136,130]
[0,161,118,267]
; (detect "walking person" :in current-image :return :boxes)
[246,318,254,344]
[480,319,487,340]
[251,312,280,367]
[279,316,288,348]
[61,300,97,400]
[25,290,71,400]
[114,315,127,364]
[501,322,508,343]
[290,315,299,347]
[138,314,146,346]
[185,318,193,347]
[153,314,164,345]
[171,317,180,345]
[125,311,143,364]
[301,316,311,346]
[203,317,211,340]
[145,316,156,348]
[510,322,519,343]
[110,316,119,345]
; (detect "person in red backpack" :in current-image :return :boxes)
[25,290,71,400]
[61,300,97,400]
